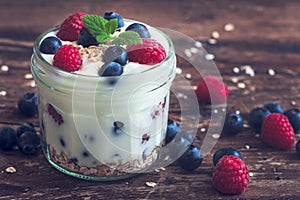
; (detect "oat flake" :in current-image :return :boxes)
[5,166,16,173]
[224,23,235,31]
[1,65,9,72]
[194,41,203,48]
[145,182,157,188]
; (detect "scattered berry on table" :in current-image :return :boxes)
[248,107,271,133]
[0,127,17,150]
[284,108,300,133]
[178,145,203,171]
[264,102,283,113]
[222,113,243,136]
[104,12,124,28]
[77,27,98,47]
[168,133,193,159]
[125,23,151,38]
[56,12,85,41]
[53,45,82,72]
[296,140,300,157]
[177,131,194,144]
[261,113,296,150]
[212,155,249,194]
[104,46,128,66]
[18,131,41,155]
[98,62,123,76]
[39,36,62,54]
[18,93,38,117]
[166,119,180,144]
[16,122,36,137]
[195,76,229,104]
[126,38,166,65]
[212,147,242,166]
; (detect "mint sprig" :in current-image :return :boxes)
[82,15,142,45]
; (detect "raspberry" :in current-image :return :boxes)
[53,45,82,72]
[57,12,85,41]
[261,113,296,150]
[195,76,229,104]
[212,155,249,194]
[126,38,166,65]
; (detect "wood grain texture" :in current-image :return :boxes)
[0,0,300,199]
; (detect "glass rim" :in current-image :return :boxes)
[33,20,175,79]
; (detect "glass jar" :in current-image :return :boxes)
[31,23,176,181]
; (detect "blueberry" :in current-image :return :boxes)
[18,93,38,117]
[222,113,243,136]
[104,46,128,66]
[0,127,17,150]
[16,122,36,137]
[82,151,89,157]
[125,23,151,38]
[39,36,62,54]
[104,12,124,28]
[248,107,271,133]
[284,109,300,133]
[296,140,300,157]
[113,121,124,136]
[77,27,98,47]
[178,145,203,171]
[264,102,283,113]
[168,133,193,159]
[98,62,123,76]
[166,119,180,144]
[18,131,41,155]
[212,147,242,166]
[59,137,66,148]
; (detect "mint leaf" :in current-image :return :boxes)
[96,35,113,42]
[105,18,118,35]
[82,15,108,38]
[112,31,142,45]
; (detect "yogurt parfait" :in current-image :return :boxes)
[31,12,176,180]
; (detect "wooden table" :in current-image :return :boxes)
[1,0,300,199]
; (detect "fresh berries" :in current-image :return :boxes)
[264,102,283,113]
[195,76,229,104]
[296,140,300,157]
[39,36,62,54]
[222,113,243,136]
[16,122,36,137]
[248,107,271,133]
[166,119,180,144]
[126,38,166,65]
[125,23,151,38]
[18,131,41,155]
[57,12,85,41]
[261,113,296,150]
[98,62,123,76]
[284,109,300,133]
[18,93,38,117]
[213,147,242,166]
[77,27,98,47]
[104,46,128,66]
[104,12,124,28]
[178,145,203,171]
[0,127,17,150]
[53,45,82,72]
[212,155,249,194]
